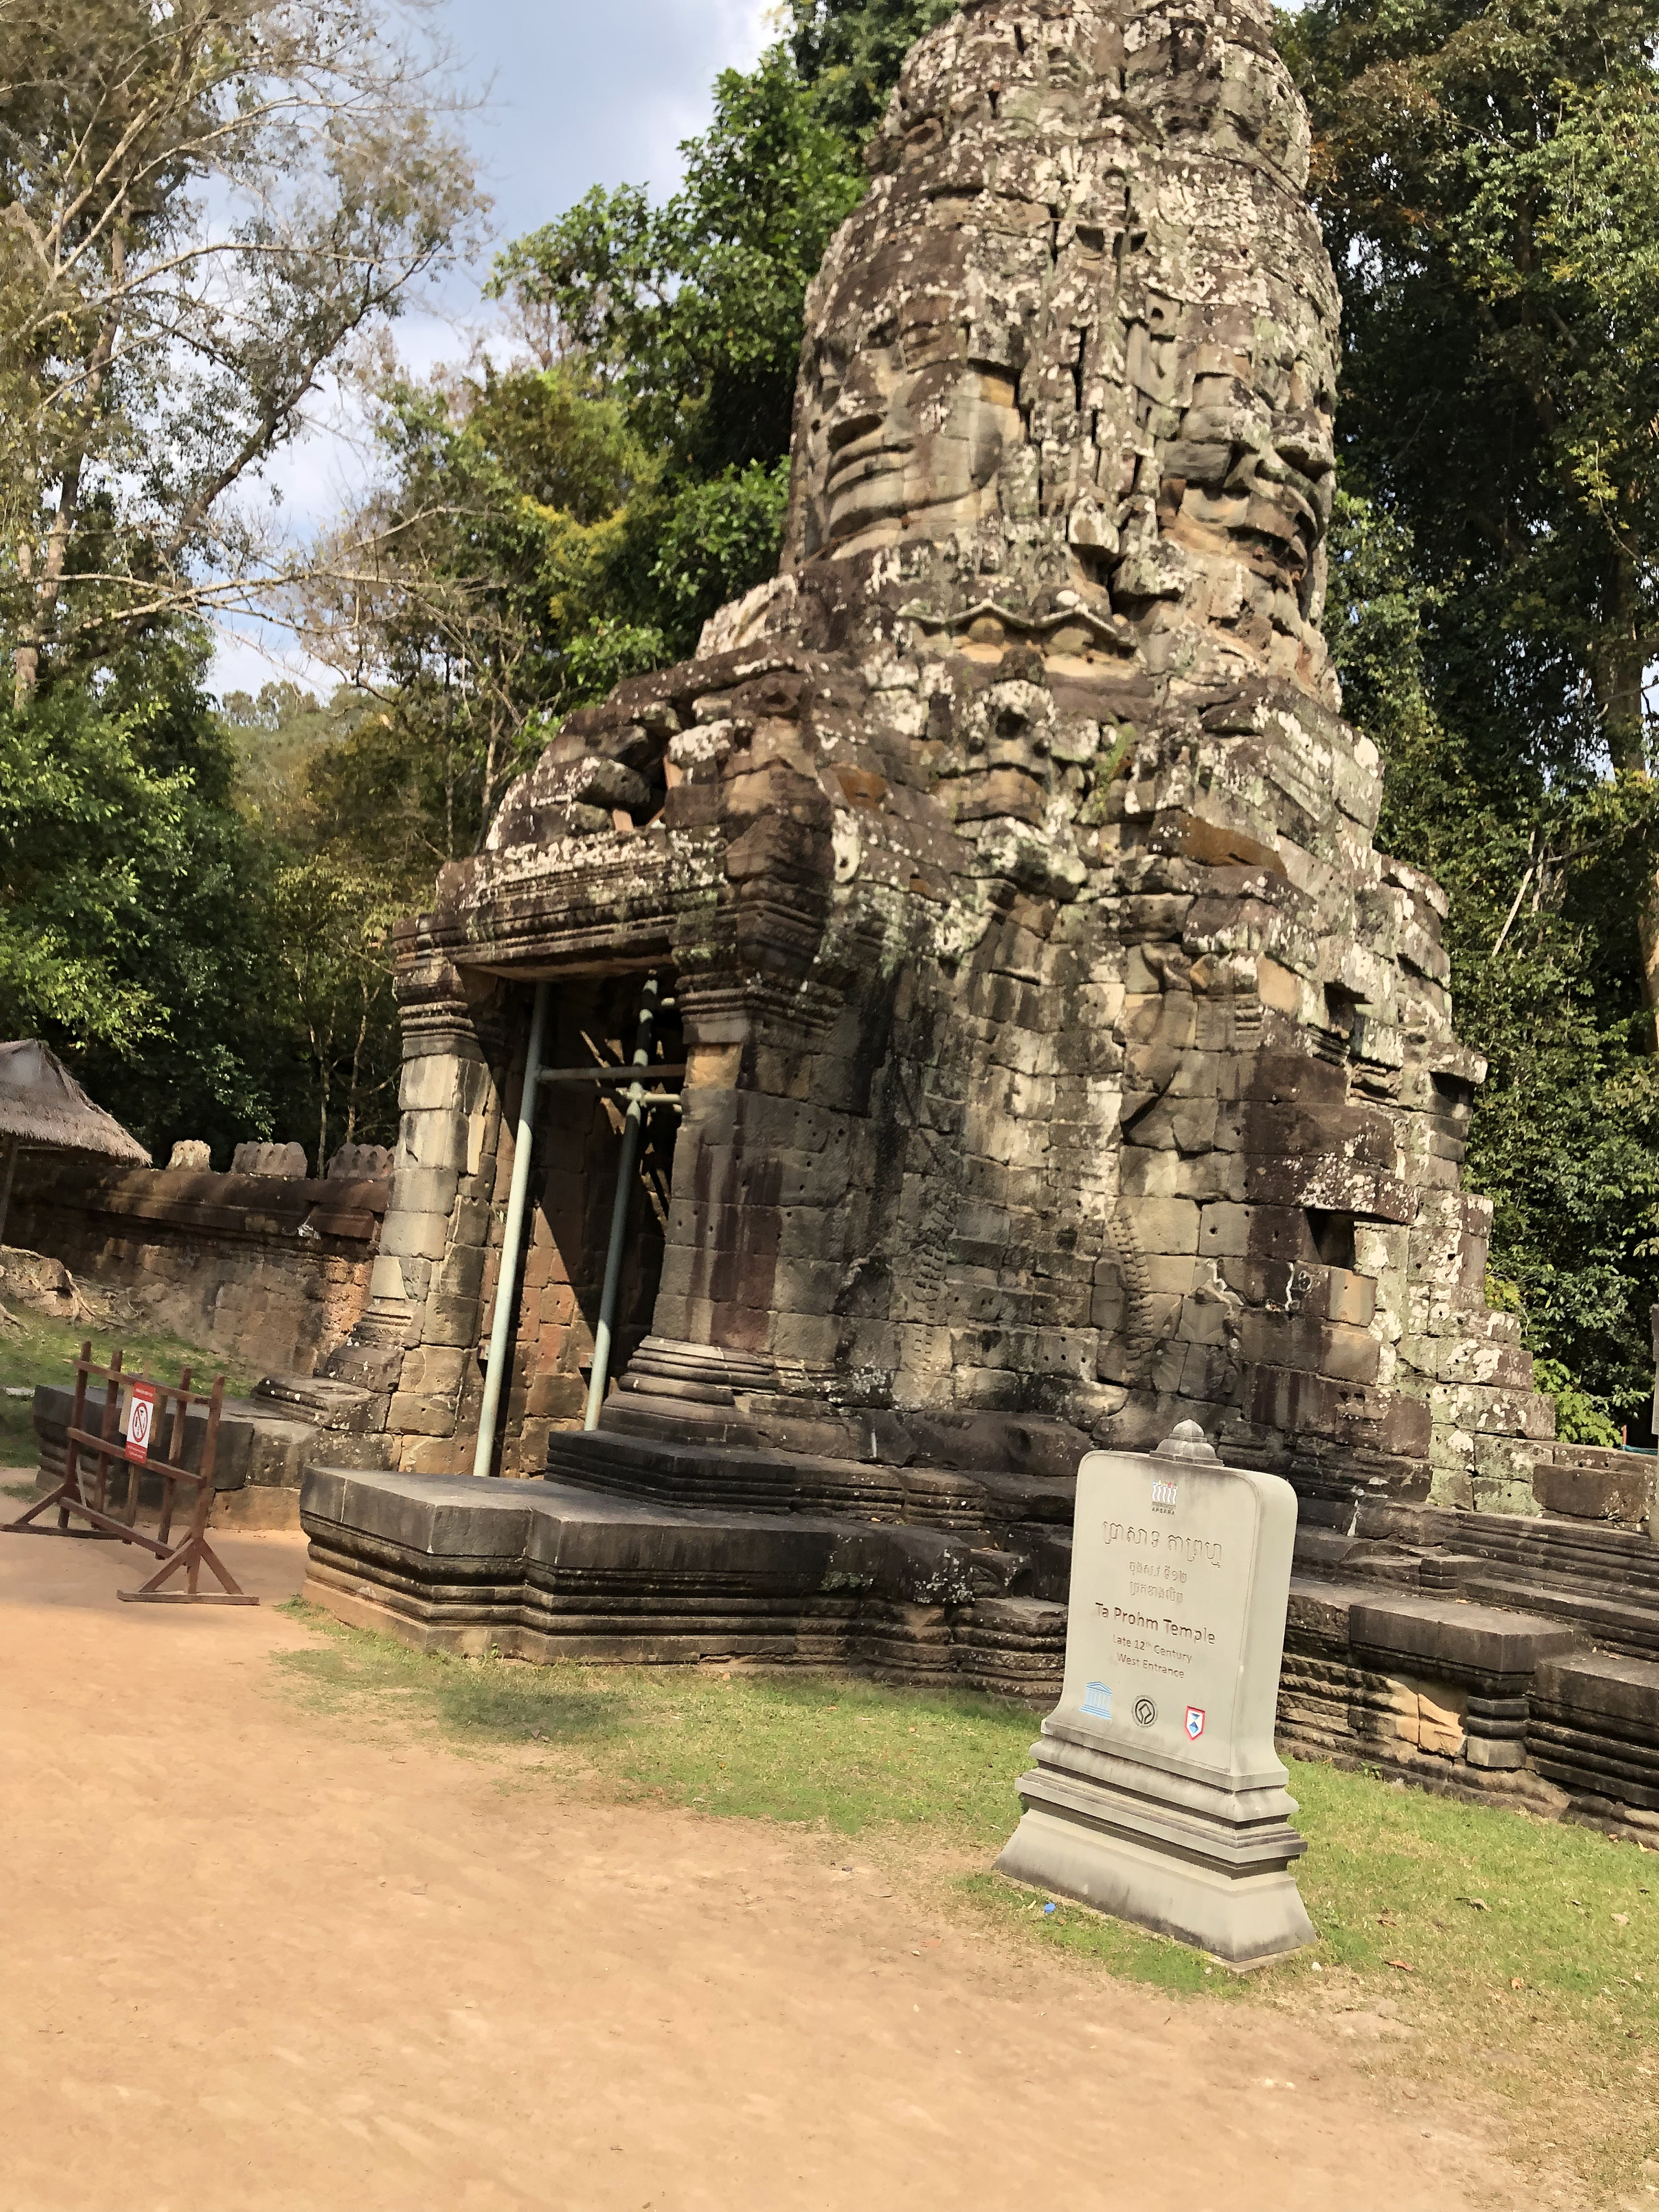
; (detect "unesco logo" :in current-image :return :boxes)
[1133,1696,1157,1728]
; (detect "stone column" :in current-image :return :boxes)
[328,931,503,1471]
[625,980,847,1408]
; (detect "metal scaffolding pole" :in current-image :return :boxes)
[583,975,660,1432]
[471,979,551,1480]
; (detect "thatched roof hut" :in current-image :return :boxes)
[0,1040,150,1246]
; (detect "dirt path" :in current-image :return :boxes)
[0,1531,1553,2212]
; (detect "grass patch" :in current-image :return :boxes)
[271,1597,1035,1834]
[270,1601,1657,2203]
[0,1307,260,1464]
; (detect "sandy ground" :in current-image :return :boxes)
[0,1528,1557,2212]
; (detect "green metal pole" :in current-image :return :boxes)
[472,981,551,1480]
[583,977,659,1432]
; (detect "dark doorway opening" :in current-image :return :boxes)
[502,974,682,1473]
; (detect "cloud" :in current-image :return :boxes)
[448,0,774,231]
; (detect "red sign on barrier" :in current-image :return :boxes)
[4,1342,254,1605]
[125,1383,157,1462]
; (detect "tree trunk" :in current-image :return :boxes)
[12,240,125,711]
[1589,552,1658,1022]
[345,990,369,1145]
[310,1022,331,1180]
[1641,891,1659,1021]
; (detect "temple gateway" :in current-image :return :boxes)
[298,0,1657,1836]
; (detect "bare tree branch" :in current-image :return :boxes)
[1,0,486,701]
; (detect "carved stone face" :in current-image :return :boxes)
[779,0,1341,693]
[1153,356,1337,609]
[796,237,1022,561]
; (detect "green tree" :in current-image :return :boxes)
[269,852,401,1170]
[0,626,306,1159]
[785,0,963,136]
[327,3,951,842]
[1281,0,1659,998]
[300,362,667,857]
[468,36,888,676]
[1326,489,1659,1426]
[489,49,866,476]
[221,679,375,842]
[1285,0,1659,1425]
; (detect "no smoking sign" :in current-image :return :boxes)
[124,1383,158,1463]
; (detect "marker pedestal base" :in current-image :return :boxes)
[997,1731,1314,1968]
[995,1422,1316,1969]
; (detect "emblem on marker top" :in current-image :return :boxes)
[1133,1696,1157,1728]
[1185,1705,1206,1741]
[1081,1681,1112,1720]
[1150,1478,1178,1515]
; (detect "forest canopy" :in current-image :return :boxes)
[2,0,1656,1432]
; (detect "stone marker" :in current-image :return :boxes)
[997,1421,1314,1968]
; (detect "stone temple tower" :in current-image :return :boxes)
[327,0,1557,1527]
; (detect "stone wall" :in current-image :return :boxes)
[9,1161,389,1376]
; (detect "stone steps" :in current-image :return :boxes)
[1298,1503,1659,1663]
[1361,1499,1659,1604]
[1281,1575,1659,1840]
[542,1430,1076,1535]
[1457,1573,1659,1666]
[1529,1651,1659,1817]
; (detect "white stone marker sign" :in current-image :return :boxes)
[997,1421,1314,1966]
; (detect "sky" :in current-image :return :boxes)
[444,0,773,257]
[211,0,774,700]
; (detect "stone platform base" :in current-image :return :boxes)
[300,1466,1066,1695]
[546,1428,1076,1538]
[298,1455,1659,1843]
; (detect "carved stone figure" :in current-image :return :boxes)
[290,0,1659,1846]
[772,0,1337,706]
[324,0,1558,1524]
[231,1140,309,1182]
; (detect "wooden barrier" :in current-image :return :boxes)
[2,1341,257,1605]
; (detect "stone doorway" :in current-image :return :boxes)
[492,972,684,1475]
